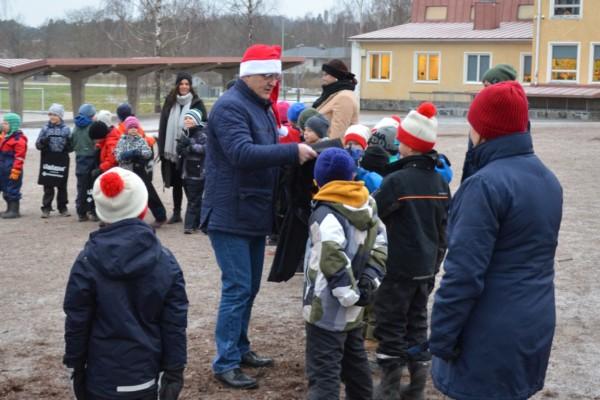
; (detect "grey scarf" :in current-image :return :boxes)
[164,92,193,162]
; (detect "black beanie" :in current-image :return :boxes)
[88,121,110,140]
[360,145,390,176]
[116,103,133,122]
[176,72,193,85]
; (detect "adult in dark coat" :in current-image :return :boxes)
[158,72,208,224]
[200,44,316,389]
[430,81,563,400]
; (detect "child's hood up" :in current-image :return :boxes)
[84,220,162,279]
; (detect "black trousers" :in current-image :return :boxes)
[374,278,432,364]
[86,389,157,400]
[42,184,68,211]
[183,179,204,230]
[305,323,372,400]
[75,173,95,217]
[135,166,166,222]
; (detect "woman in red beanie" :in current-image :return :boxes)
[429,81,563,400]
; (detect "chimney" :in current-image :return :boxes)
[474,1,500,30]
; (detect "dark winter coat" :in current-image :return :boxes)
[158,93,207,187]
[200,79,298,236]
[63,219,188,399]
[178,125,207,181]
[35,121,72,153]
[374,153,450,281]
[430,132,563,400]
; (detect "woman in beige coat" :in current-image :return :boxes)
[313,59,359,140]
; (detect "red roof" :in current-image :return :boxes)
[350,22,532,42]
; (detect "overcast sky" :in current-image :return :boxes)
[2,0,339,27]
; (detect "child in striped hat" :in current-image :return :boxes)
[177,108,207,234]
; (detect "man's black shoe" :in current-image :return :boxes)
[241,351,274,368]
[214,368,258,389]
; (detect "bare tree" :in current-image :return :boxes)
[228,0,267,47]
[343,0,371,33]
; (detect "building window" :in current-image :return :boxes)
[521,53,532,83]
[425,6,448,21]
[465,53,491,83]
[550,44,578,81]
[551,0,581,17]
[592,44,600,82]
[368,52,391,81]
[415,52,440,82]
[518,5,534,20]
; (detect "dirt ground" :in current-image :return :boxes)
[1,118,599,399]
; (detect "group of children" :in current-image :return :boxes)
[0,101,207,234]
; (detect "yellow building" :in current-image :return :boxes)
[350,0,600,118]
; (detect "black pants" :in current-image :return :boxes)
[42,184,68,211]
[305,323,372,400]
[86,389,157,400]
[135,166,166,222]
[75,173,95,217]
[374,278,432,364]
[183,179,204,230]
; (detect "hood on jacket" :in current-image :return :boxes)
[85,219,161,280]
[313,180,376,231]
[75,114,93,128]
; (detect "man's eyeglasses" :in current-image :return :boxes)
[260,73,281,81]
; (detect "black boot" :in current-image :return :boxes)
[167,210,182,224]
[400,361,430,400]
[374,361,403,400]
[2,200,20,219]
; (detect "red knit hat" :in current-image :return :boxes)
[397,102,438,153]
[467,81,529,139]
[239,44,283,128]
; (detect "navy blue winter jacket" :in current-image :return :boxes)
[63,219,188,399]
[201,79,299,236]
[430,132,563,400]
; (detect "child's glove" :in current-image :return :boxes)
[9,168,21,180]
[356,275,377,307]
[120,149,140,161]
[70,368,86,400]
[159,368,184,400]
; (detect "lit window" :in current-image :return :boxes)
[465,54,491,83]
[551,44,578,81]
[415,52,440,82]
[593,45,600,82]
[425,6,448,21]
[551,0,581,17]
[369,52,391,81]
[518,5,534,20]
[521,54,532,83]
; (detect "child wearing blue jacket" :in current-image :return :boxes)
[63,167,188,400]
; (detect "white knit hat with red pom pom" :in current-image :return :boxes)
[93,167,148,223]
[239,44,282,77]
[396,102,438,153]
[344,124,371,150]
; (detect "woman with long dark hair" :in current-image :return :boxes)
[313,59,359,140]
[158,72,208,224]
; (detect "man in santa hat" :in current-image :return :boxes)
[201,44,316,389]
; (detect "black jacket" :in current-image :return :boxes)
[63,219,188,399]
[178,125,207,181]
[374,153,450,280]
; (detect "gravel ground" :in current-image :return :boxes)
[0,118,599,399]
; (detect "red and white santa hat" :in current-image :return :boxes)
[93,167,148,223]
[396,102,438,153]
[343,124,371,150]
[239,44,282,78]
[371,115,401,133]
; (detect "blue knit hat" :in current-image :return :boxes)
[116,103,133,122]
[314,147,356,187]
[184,109,204,127]
[287,102,306,123]
[78,103,96,118]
